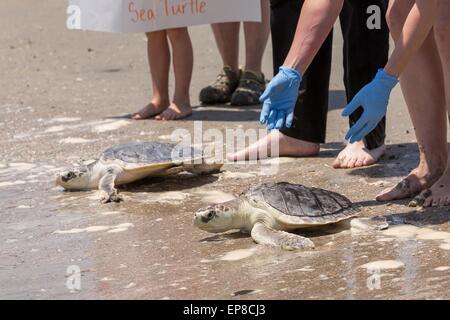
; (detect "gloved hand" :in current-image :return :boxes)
[260,66,302,130]
[342,69,398,143]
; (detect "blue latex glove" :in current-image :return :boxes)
[260,66,302,130]
[342,69,399,143]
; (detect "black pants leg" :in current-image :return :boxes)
[272,0,333,144]
[340,0,390,149]
[271,0,389,149]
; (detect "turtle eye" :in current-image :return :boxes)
[207,211,216,219]
[66,172,75,179]
[201,210,216,223]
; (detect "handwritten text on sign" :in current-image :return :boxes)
[67,0,262,33]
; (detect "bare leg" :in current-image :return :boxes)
[227,130,319,161]
[421,3,450,207]
[155,28,193,121]
[377,0,447,202]
[133,31,171,120]
[243,0,270,75]
[211,22,240,72]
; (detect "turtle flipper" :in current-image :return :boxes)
[250,222,315,251]
[409,189,432,207]
[98,166,123,204]
[159,166,184,176]
[185,159,223,175]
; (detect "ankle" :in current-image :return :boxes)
[172,97,191,107]
[243,67,262,78]
[278,134,320,155]
[417,161,445,179]
[419,154,448,175]
[152,98,170,106]
[223,64,239,73]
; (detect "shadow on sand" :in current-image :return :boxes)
[121,173,219,193]
[104,89,348,122]
[103,104,262,122]
[385,207,450,227]
[346,143,420,179]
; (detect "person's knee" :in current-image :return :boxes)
[166,27,189,41]
[385,0,410,40]
[434,12,450,46]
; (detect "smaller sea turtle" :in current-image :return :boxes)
[56,142,222,203]
[194,182,360,250]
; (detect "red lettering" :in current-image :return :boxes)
[164,0,208,16]
[131,0,208,21]
[199,1,206,13]
[128,0,156,23]
[128,1,138,23]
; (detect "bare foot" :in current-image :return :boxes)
[132,101,169,120]
[227,130,320,162]
[418,164,450,207]
[376,164,443,202]
[333,141,385,169]
[154,101,192,121]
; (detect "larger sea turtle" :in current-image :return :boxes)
[56,142,222,203]
[194,182,360,250]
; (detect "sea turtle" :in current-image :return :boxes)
[56,142,222,203]
[194,182,360,250]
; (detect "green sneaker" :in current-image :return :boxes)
[199,66,240,104]
[230,70,266,106]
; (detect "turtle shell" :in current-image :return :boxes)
[243,182,359,225]
[101,142,203,165]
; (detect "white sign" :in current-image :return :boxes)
[67,0,262,33]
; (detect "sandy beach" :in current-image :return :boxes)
[1,0,450,299]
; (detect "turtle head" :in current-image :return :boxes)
[194,202,239,233]
[56,166,91,190]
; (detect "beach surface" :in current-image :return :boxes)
[1,0,450,299]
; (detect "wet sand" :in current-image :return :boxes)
[1,0,450,299]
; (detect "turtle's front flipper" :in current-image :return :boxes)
[98,167,123,204]
[251,222,314,251]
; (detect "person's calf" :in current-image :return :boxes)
[166,27,190,42]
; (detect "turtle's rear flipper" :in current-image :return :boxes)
[409,189,432,207]
[99,166,124,204]
[185,160,223,175]
[251,222,314,251]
